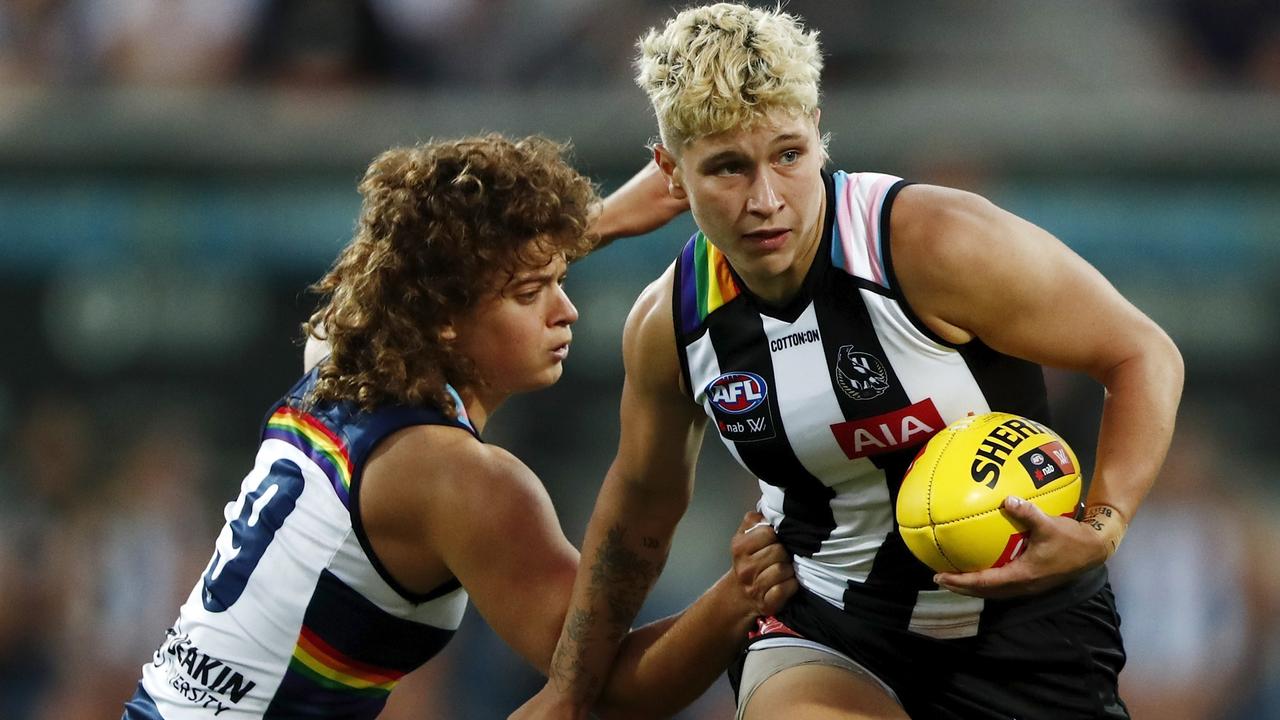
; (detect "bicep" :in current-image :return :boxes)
[430,454,579,674]
[608,283,707,516]
[897,187,1166,381]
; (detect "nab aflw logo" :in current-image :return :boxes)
[706,371,774,442]
[707,372,768,414]
[834,346,889,400]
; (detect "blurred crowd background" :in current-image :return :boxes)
[1,1,1279,718]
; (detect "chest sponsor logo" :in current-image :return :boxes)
[834,346,890,400]
[769,328,821,352]
[829,398,944,459]
[705,371,774,442]
[152,628,257,715]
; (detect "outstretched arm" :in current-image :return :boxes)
[360,317,786,719]
[516,512,793,720]
[403,430,788,718]
[590,160,690,249]
[889,185,1184,596]
[534,269,710,717]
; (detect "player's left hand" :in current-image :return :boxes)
[730,511,798,616]
[933,496,1109,599]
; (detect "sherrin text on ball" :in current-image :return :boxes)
[896,412,1082,573]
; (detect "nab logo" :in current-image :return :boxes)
[706,372,768,415]
[1018,441,1075,490]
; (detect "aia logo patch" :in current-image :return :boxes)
[706,372,768,414]
[829,398,944,460]
[705,371,774,442]
[834,346,890,400]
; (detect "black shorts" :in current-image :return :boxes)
[730,584,1129,720]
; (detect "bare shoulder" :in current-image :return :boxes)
[626,262,677,342]
[889,183,1055,344]
[623,262,681,384]
[890,184,1010,284]
[888,183,1175,378]
[361,424,550,555]
[367,424,542,508]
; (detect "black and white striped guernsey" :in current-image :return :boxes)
[672,170,1104,638]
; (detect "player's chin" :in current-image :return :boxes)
[742,250,794,278]
[527,364,565,389]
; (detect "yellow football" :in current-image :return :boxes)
[896,412,1082,573]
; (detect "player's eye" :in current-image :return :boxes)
[512,285,541,303]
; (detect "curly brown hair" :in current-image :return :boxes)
[303,134,599,416]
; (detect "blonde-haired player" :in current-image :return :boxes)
[522,3,1184,719]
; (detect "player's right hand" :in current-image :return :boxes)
[731,511,798,616]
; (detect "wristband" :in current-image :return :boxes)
[1083,504,1128,558]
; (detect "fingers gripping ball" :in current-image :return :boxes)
[896,412,1082,573]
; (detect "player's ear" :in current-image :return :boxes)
[653,144,686,201]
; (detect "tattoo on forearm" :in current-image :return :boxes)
[565,606,596,644]
[591,524,662,638]
[1082,504,1126,555]
[550,635,600,697]
[1084,505,1114,520]
[1083,505,1115,531]
[549,524,664,698]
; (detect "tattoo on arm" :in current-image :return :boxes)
[549,524,665,697]
[591,524,662,638]
[550,607,602,696]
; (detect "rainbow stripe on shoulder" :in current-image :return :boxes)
[677,231,742,335]
[264,406,355,506]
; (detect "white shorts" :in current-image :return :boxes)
[735,640,902,719]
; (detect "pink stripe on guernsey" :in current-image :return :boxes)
[860,176,894,287]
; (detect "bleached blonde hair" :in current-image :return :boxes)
[636,3,823,150]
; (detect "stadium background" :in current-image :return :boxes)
[1,1,1278,718]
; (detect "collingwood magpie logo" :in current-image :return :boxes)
[834,346,889,400]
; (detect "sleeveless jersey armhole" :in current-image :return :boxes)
[878,180,967,350]
[342,406,475,606]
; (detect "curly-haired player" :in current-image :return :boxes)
[121,134,795,720]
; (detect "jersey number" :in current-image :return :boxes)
[201,459,305,612]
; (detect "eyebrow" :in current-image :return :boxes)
[505,266,562,290]
[697,133,809,171]
[698,150,746,172]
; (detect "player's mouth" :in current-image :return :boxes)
[741,227,790,251]
[551,341,571,361]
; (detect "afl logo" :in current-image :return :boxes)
[706,372,769,414]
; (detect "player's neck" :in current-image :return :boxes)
[452,386,504,433]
